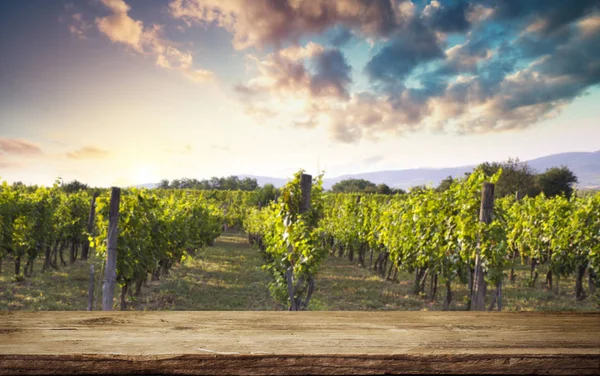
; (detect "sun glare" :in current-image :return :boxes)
[133,165,157,184]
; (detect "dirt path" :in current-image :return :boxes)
[130,232,276,310]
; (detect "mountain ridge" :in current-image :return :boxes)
[137,150,600,190]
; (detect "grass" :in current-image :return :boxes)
[127,233,276,311]
[1,232,599,311]
[313,255,600,311]
[0,253,105,310]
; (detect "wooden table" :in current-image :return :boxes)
[1,312,599,375]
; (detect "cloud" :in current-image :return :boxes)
[466,4,494,24]
[95,0,213,82]
[578,14,600,37]
[432,30,501,78]
[236,43,351,100]
[424,30,600,135]
[310,49,352,98]
[167,0,599,143]
[365,21,445,83]
[242,104,279,123]
[492,0,598,35]
[232,7,599,144]
[329,28,354,47]
[0,138,43,156]
[421,0,471,33]
[156,45,193,70]
[66,147,110,160]
[325,90,432,143]
[279,42,325,61]
[96,0,144,51]
[0,157,20,169]
[69,13,92,40]
[363,155,383,164]
[335,3,599,141]
[169,0,408,50]
[184,68,214,82]
[234,43,361,140]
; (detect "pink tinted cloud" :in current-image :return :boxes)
[66,146,111,160]
[0,138,43,156]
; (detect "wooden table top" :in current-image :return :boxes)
[1,311,599,375]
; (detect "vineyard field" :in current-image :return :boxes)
[1,168,599,312]
[1,232,598,312]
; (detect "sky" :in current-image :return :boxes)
[0,0,598,187]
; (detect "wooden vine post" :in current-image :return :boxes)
[102,187,120,311]
[471,182,495,311]
[81,192,99,260]
[510,190,524,283]
[286,174,313,311]
[87,264,94,311]
[299,174,312,214]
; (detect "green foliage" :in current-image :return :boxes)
[0,181,91,275]
[247,183,279,208]
[93,189,223,286]
[506,192,599,277]
[2,233,598,311]
[435,176,454,192]
[1,164,597,310]
[318,167,600,304]
[154,189,259,230]
[158,176,258,191]
[331,178,377,193]
[331,179,404,195]
[245,170,325,310]
[536,166,578,199]
[381,168,504,284]
[477,158,539,198]
[60,179,89,194]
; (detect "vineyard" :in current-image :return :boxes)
[245,169,599,311]
[1,169,599,311]
[0,182,252,309]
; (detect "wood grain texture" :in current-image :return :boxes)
[1,312,598,375]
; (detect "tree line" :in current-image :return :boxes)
[31,157,578,202]
[334,159,578,199]
[157,176,258,191]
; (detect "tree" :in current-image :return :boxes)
[376,184,392,195]
[375,184,405,195]
[537,166,578,198]
[250,184,279,207]
[408,185,431,193]
[477,158,539,198]
[331,179,377,193]
[436,176,454,192]
[156,176,259,191]
[61,180,89,193]
[238,177,259,191]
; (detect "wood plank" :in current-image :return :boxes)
[1,312,598,375]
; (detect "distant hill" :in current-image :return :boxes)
[243,151,600,190]
[235,174,288,188]
[525,151,600,188]
[145,150,600,191]
[319,150,600,190]
[133,183,158,189]
[320,166,474,190]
